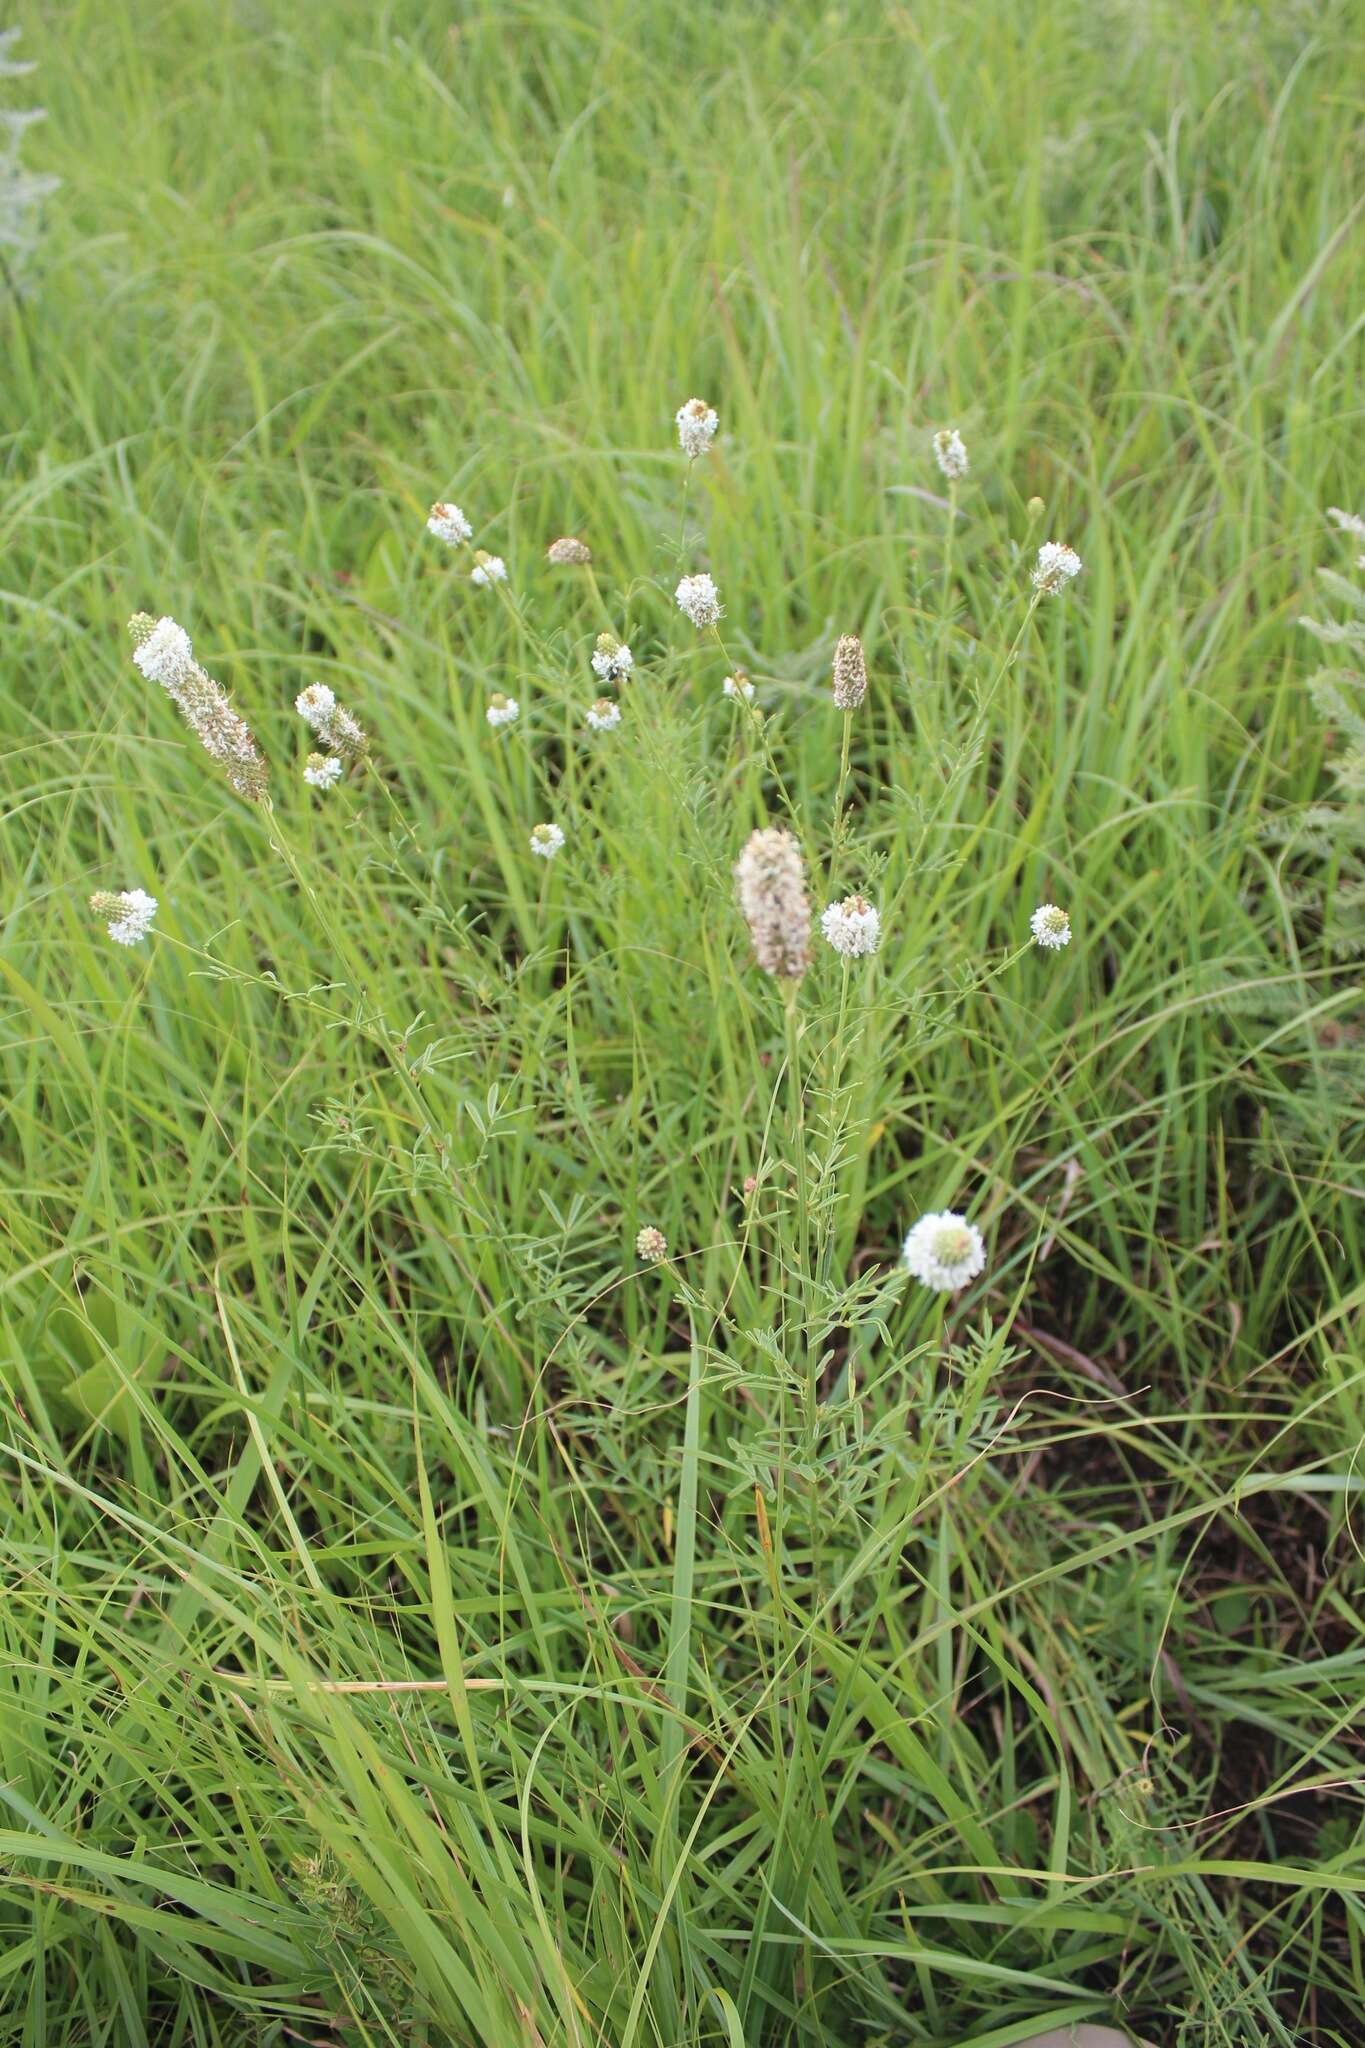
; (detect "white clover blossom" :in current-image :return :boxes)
[933,428,969,481]
[635,1225,667,1263]
[130,616,194,688]
[585,697,621,732]
[530,822,565,859]
[1032,541,1082,595]
[902,1211,987,1292]
[486,693,520,729]
[675,572,722,629]
[1030,903,1071,950]
[303,753,343,789]
[427,501,472,546]
[723,671,755,702]
[820,894,881,958]
[675,397,718,460]
[89,887,158,947]
[592,633,633,683]
[471,552,508,586]
[1326,507,1365,543]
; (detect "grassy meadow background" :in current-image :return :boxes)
[2,0,1364,2042]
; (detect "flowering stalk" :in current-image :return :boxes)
[128,614,268,801]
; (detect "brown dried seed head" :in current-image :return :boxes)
[832,634,867,710]
[734,826,811,981]
[546,535,592,565]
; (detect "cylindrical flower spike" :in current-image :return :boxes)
[486,694,520,729]
[1032,542,1082,595]
[427,502,472,546]
[635,1225,668,1263]
[675,573,722,629]
[295,682,368,761]
[903,1211,987,1291]
[530,822,565,859]
[585,698,621,732]
[303,753,343,789]
[89,887,158,947]
[128,613,267,801]
[933,428,969,481]
[1030,903,1071,950]
[831,634,867,709]
[734,826,811,981]
[592,633,633,683]
[820,894,881,957]
[675,398,718,460]
[723,670,754,702]
[471,551,508,586]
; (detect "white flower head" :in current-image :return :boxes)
[486,693,520,729]
[90,887,158,947]
[585,697,621,732]
[933,428,969,481]
[129,613,268,801]
[635,1225,668,1263]
[676,397,718,460]
[427,501,472,547]
[1032,541,1083,595]
[303,753,343,789]
[130,616,194,689]
[295,681,367,760]
[1030,903,1071,950]
[902,1210,987,1292]
[295,682,337,730]
[1326,507,1365,543]
[547,535,591,564]
[471,552,508,586]
[676,572,722,630]
[723,670,755,702]
[592,633,633,684]
[820,894,881,958]
[530,822,565,859]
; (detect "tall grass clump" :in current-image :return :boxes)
[1,2,1362,2044]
